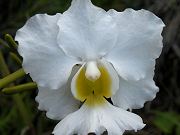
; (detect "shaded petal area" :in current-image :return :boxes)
[53,98,145,135]
[112,73,159,110]
[36,85,80,120]
[57,0,118,60]
[15,14,79,89]
[106,9,165,81]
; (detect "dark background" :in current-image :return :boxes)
[0,0,180,135]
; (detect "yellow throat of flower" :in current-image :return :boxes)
[75,63,112,106]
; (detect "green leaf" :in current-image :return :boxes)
[153,111,180,134]
[176,125,180,135]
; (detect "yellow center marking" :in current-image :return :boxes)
[76,65,112,106]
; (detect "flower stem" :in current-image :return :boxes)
[5,34,18,50]
[0,50,31,125]
[0,68,26,89]
[0,51,10,77]
[0,38,11,51]
[2,82,37,95]
[9,52,22,65]
[13,94,32,125]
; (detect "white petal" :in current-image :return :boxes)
[112,72,159,110]
[100,59,119,96]
[36,85,80,120]
[57,0,118,60]
[71,64,85,101]
[36,64,80,120]
[53,99,145,135]
[106,9,165,81]
[71,59,119,101]
[15,14,80,89]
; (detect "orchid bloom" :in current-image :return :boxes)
[15,0,165,134]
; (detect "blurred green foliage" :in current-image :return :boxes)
[0,0,180,135]
[153,111,180,135]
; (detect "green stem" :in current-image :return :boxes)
[0,51,10,76]
[0,106,16,128]
[0,50,31,125]
[5,34,18,50]
[0,38,11,50]
[9,52,22,65]
[13,94,31,125]
[2,82,37,94]
[0,68,26,89]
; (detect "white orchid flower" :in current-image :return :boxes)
[15,0,165,134]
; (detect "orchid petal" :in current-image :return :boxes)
[100,59,119,96]
[15,14,80,89]
[36,85,80,120]
[106,9,165,81]
[57,0,117,60]
[112,72,159,110]
[53,99,145,135]
[36,65,80,120]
